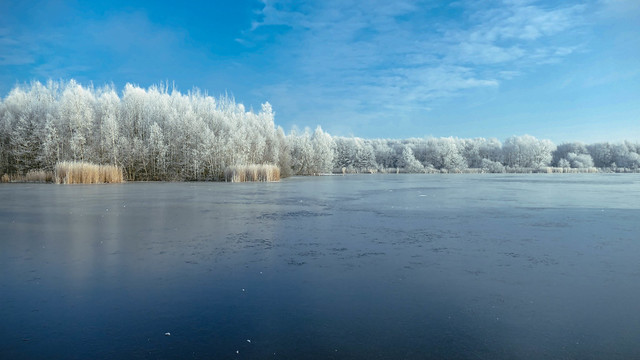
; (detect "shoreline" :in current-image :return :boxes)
[2,167,639,184]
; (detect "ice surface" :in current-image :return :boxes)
[1,174,639,359]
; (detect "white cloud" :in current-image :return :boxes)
[240,0,587,130]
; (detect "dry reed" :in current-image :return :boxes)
[0,171,54,183]
[224,164,281,182]
[26,170,54,182]
[54,161,124,184]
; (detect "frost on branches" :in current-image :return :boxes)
[1,80,639,181]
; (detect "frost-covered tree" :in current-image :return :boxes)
[566,152,594,168]
[275,127,292,177]
[503,135,555,169]
[334,137,354,170]
[478,138,503,164]
[553,142,589,166]
[423,137,467,171]
[96,88,121,165]
[289,128,314,175]
[59,80,95,161]
[2,79,639,179]
[587,142,614,168]
[612,142,640,169]
[461,138,482,168]
[352,138,377,171]
[259,102,279,166]
[332,137,377,172]
[399,146,424,173]
[371,139,396,169]
[310,126,335,174]
[11,114,44,173]
[558,158,570,168]
[148,122,168,179]
[40,116,60,170]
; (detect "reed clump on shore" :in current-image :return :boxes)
[224,164,281,182]
[54,161,124,184]
[1,162,123,184]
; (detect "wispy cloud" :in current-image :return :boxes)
[242,0,587,134]
[0,26,43,66]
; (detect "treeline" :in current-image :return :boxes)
[0,80,289,180]
[1,80,639,181]
[327,135,640,174]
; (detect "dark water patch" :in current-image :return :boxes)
[531,220,570,228]
[286,259,306,266]
[258,210,332,220]
[328,247,348,252]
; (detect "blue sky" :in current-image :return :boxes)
[1,0,638,143]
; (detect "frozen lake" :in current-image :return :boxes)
[1,174,640,359]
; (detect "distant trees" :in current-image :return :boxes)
[423,137,467,171]
[553,142,594,168]
[1,80,639,180]
[586,142,640,169]
[333,137,376,172]
[612,142,640,169]
[331,135,577,173]
[502,135,555,169]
